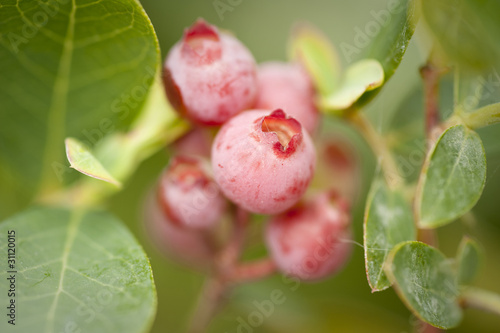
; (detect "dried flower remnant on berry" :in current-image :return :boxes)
[212,109,316,214]
[164,19,258,125]
[157,155,226,229]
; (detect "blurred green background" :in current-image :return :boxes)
[106,0,500,332]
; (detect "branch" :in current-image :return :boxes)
[187,276,227,333]
[461,102,500,129]
[227,258,277,284]
[186,207,276,332]
[186,207,249,332]
[420,63,442,140]
[349,112,402,189]
[461,287,500,316]
[218,207,250,271]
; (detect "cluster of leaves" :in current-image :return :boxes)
[295,0,500,329]
[1,0,500,332]
[0,0,187,331]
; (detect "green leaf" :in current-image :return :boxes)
[461,102,500,129]
[0,206,156,333]
[46,80,188,208]
[457,237,482,286]
[355,0,418,106]
[415,125,486,228]
[65,137,121,187]
[385,241,463,329]
[288,23,342,96]
[321,59,384,111]
[364,178,416,292]
[422,0,500,71]
[0,0,159,208]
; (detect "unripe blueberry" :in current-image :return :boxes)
[265,192,352,281]
[157,155,227,229]
[212,109,316,214]
[164,19,258,125]
[143,191,216,270]
[255,62,319,133]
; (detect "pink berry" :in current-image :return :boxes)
[255,61,319,133]
[163,19,257,125]
[211,109,316,214]
[265,192,352,281]
[157,155,227,229]
[142,191,216,270]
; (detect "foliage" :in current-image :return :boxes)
[2,0,500,332]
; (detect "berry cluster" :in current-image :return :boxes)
[145,19,357,282]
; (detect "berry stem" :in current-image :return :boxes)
[186,275,227,333]
[218,207,250,270]
[349,112,402,189]
[187,207,277,332]
[227,258,277,283]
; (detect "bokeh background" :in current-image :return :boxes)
[107,0,500,332]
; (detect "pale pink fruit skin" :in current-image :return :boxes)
[265,192,352,281]
[143,191,215,270]
[164,20,257,125]
[211,109,316,214]
[158,155,227,229]
[255,62,319,133]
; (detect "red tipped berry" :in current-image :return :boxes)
[212,109,316,214]
[265,192,352,281]
[255,62,319,133]
[163,19,257,125]
[157,155,227,229]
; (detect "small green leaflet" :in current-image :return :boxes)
[415,125,486,228]
[321,59,384,111]
[65,138,121,187]
[364,178,415,292]
[385,241,463,329]
[288,23,342,96]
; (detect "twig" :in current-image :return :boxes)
[413,321,443,333]
[416,56,449,246]
[417,228,438,248]
[186,207,276,332]
[187,276,227,333]
[420,63,442,141]
[218,207,250,271]
[349,112,402,189]
[460,287,500,316]
[227,258,277,284]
